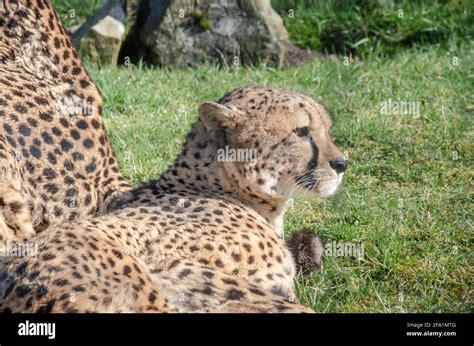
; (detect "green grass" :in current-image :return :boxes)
[52,0,105,27]
[272,0,473,58]
[86,40,473,312]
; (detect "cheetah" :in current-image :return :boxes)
[0,0,130,244]
[1,86,347,312]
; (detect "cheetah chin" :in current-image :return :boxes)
[318,172,344,198]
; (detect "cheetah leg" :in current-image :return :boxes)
[0,136,35,244]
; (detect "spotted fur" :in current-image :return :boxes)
[1,86,346,312]
[0,0,130,244]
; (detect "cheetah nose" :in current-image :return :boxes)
[329,159,348,174]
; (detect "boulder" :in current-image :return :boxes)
[78,4,126,65]
[119,0,289,68]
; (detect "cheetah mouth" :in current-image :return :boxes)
[318,173,343,197]
[292,169,342,198]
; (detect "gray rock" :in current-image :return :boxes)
[119,0,288,68]
[80,15,125,65]
[72,0,127,66]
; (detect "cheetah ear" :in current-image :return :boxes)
[199,102,240,131]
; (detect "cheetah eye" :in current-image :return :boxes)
[294,127,310,138]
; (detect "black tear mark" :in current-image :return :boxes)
[295,127,319,188]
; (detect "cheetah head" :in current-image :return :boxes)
[199,86,347,200]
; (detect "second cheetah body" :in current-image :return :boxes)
[0,0,130,244]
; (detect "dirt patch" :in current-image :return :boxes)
[283,42,329,67]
